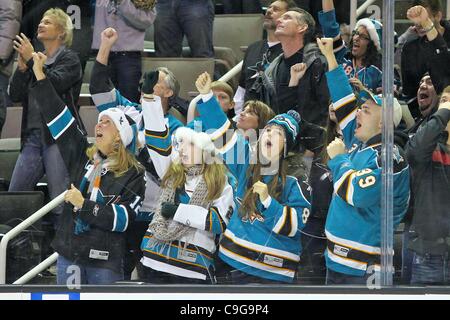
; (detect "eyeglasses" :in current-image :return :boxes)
[352,30,370,41]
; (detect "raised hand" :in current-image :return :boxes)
[316,37,334,57]
[407,5,430,26]
[289,63,307,87]
[195,72,212,95]
[317,37,338,71]
[100,27,119,48]
[13,33,34,62]
[327,137,346,159]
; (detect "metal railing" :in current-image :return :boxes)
[0,191,66,284]
[187,61,243,123]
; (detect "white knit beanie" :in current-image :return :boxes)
[98,108,137,152]
[173,127,217,155]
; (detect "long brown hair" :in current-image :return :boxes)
[243,100,276,130]
[319,116,340,164]
[239,151,288,217]
[161,158,228,202]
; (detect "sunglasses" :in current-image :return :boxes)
[352,30,370,41]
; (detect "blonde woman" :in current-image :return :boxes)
[30,52,145,285]
[9,8,83,224]
[138,93,235,284]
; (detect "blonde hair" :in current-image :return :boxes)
[86,140,143,177]
[43,8,73,47]
[161,160,227,202]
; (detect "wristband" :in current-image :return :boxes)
[423,23,434,33]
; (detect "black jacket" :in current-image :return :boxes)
[241,39,283,102]
[260,43,330,126]
[30,78,145,272]
[9,47,83,148]
[401,20,450,116]
[406,108,450,255]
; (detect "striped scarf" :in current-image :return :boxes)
[74,154,108,235]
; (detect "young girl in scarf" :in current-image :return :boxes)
[194,72,312,284]
[138,93,235,284]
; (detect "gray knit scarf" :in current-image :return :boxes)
[148,165,210,243]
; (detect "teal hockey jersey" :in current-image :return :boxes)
[324,66,410,276]
[196,95,312,283]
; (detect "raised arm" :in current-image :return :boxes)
[407,6,450,94]
[407,5,438,42]
[142,94,172,179]
[318,38,358,148]
[90,28,143,125]
[195,72,250,180]
[319,0,347,63]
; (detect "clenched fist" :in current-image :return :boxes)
[252,181,269,202]
[289,63,307,87]
[407,5,430,26]
[327,137,346,159]
[101,27,119,48]
[195,72,212,95]
[316,37,334,58]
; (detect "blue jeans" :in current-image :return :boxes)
[57,255,124,285]
[0,73,11,133]
[411,252,450,285]
[108,51,142,103]
[8,129,70,216]
[154,0,214,57]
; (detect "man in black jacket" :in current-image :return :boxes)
[401,0,450,118]
[404,5,450,135]
[234,0,296,115]
[406,86,450,285]
[258,8,330,127]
